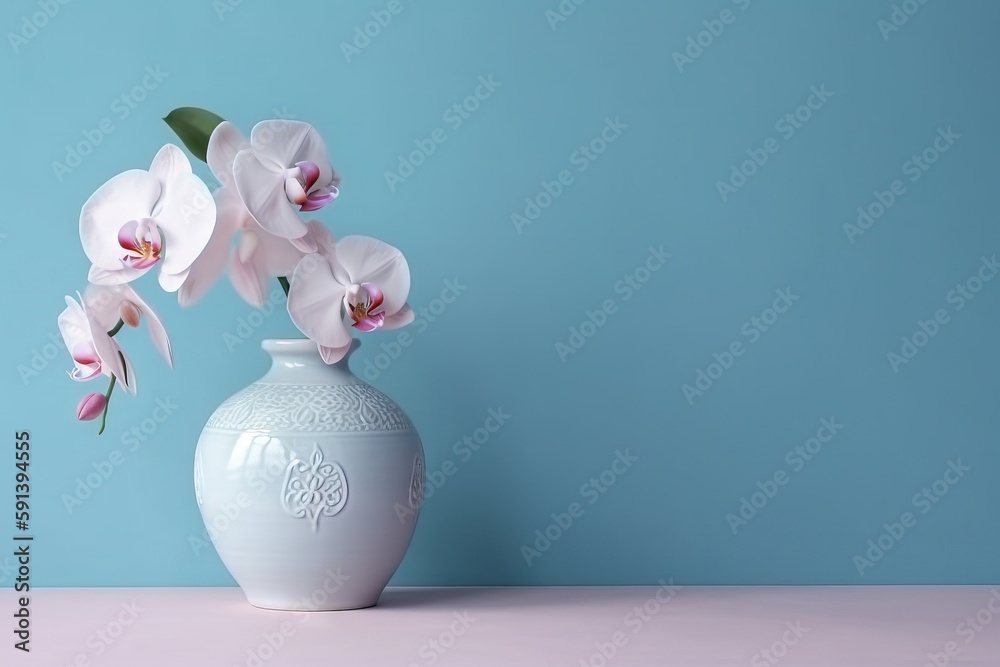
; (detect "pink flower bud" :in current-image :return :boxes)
[76,393,107,421]
[119,301,142,328]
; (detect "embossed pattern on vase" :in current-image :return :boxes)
[409,453,425,510]
[280,446,348,532]
[204,383,414,432]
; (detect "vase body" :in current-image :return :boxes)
[194,339,424,611]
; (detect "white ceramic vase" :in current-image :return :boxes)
[194,339,424,611]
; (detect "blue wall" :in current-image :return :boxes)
[1,0,998,586]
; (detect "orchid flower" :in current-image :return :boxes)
[80,144,216,292]
[287,235,414,364]
[229,218,321,307]
[83,284,173,367]
[58,293,135,394]
[179,187,323,307]
[228,120,339,247]
[178,121,334,306]
[59,284,173,431]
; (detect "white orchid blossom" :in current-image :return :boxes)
[80,144,216,292]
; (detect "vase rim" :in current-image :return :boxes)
[261,339,360,355]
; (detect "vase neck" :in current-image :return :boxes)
[259,339,361,385]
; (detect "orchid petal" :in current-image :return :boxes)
[249,120,333,187]
[158,267,190,293]
[117,220,143,253]
[178,187,250,307]
[59,297,94,358]
[317,342,352,365]
[124,254,160,270]
[148,144,217,280]
[287,255,351,349]
[82,302,134,395]
[352,312,385,332]
[88,263,147,285]
[207,121,250,187]
[284,176,307,205]
[303,220,336,257]
[360,282,384,311]
[255,228,309,276]
[137,301,173,369]
[71,342,100,365]
[136,219,162,254]
[344,283,363,307]
[237,229,260,264]
[233,149,310,240]
[289,232,318,254]
[382,304,415,331]
[296,161,320,191]
[81,286,125,331]
[69,366,102,382]
[299,186,337,212]
[228,247,268,307]
[80,169,161,271]
[82,284,173,368]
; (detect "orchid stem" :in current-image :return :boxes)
[97,374,116,436]
[107,319,125,337]
[278,276,290,296]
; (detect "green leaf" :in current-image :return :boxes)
[163,107,226,163]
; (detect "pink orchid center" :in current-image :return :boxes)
[70,342,102,381]
[284,161,339,213]
[72,341,100,366]
[118,218,162,270]
[345,283,386,332]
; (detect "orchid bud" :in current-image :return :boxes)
[76,393,107,421]
[119,301,142,328]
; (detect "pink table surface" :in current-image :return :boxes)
[2,586,999,666]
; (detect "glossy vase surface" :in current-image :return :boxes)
[194,339,424,610]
